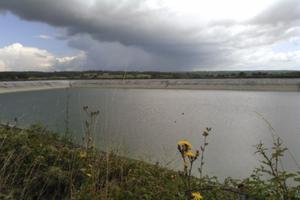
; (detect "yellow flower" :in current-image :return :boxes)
[86,173,92,177]
[185,151,196,158]
[79,151,87,158]
[178,140,192,149]
[191,192,203,200]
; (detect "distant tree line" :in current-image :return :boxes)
[0,70,300,81]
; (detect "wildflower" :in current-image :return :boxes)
[79,150,87,158]
[191,192,203,200]
[185,151,196,158]
[178,140,192,149]
[203,128,212,137]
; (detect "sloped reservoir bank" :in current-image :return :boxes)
[0,126,186,199]
[1,78,300,93]
[3,126,299,199]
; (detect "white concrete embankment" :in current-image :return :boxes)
[70,79,300,91]
[1,79,300,94]
[0,80,70,94]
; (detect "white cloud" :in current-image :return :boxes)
[35,35,52,40]
[0,43,85,71]
[55,51,87,70]
[160,0,274,22]
[230,47,300,70]
[0,60,6,71]
[0,43,54,71]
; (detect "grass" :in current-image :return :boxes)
[0,124,300,200]
[0,125,186,200]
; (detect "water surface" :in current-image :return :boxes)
[0,88,299,179]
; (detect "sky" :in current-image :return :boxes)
[0,0,300,72]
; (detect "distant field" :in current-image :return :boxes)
[0,70,300,81]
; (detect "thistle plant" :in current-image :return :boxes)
[64,87,71,139]
[80,106,100,190]
[177,139,202,199]
[198,128,212,179]
[82,106,100,151]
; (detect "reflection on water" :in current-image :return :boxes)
[0,88,299,179]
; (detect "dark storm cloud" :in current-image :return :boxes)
[66,34,232,71]
[0,0,235,70]
[0,0,194,55]
[251,0,300,25]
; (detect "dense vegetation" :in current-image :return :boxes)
[0,125,184,200]
[1,124,300,199]
[0,70,300,81]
